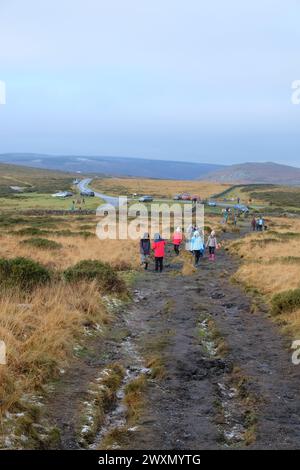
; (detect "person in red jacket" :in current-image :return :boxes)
[172,226,183,255]
[152,233,166,272]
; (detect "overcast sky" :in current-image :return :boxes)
[0,0,300,165]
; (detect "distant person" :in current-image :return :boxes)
[191,230,204,266]
[152,233,166,272]
[257,217,265,232]
[237,197,240,204]
[71,200,75,211]
[206,230,218,262]
[251,216,257,231]
[172,227,183,255]
[140,232,150,270]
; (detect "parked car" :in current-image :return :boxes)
[80,190,95,197]
[234,204,249,213]
[173,194,182,200]
[181,193,191,201]
[52,191,73,198]
[208,201,217,207]
[139,196,153,202]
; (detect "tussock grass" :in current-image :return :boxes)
[0,281,109,415]
[20,238,62,251]
[228,217,300,336]
[63,259,126,294]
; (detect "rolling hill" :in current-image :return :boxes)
[0,154,224,181]
[203,162,300,185]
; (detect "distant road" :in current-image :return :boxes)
[77,178,120,207]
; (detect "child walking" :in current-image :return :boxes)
[172,227,183,255]
[140,233,150,270]
[206,230,218,261]
[152,233,166,272]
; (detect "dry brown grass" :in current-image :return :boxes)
[92,177,230,199]
[0,281,109,414]
[0,233,140,271]
[228,216,300,336]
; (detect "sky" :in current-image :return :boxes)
[0,0,300,166]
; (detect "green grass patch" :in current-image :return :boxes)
[63,259,126,293]
[20,238,62,250]
[0,257,51,291]
[271,288,300,316]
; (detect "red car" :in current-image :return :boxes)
[181,193,191,201]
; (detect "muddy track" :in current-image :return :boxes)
[45,230,300,450]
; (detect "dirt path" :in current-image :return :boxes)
[44,231,300,450]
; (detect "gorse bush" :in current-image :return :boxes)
[20,237,62,250]
[63,260,126,293]
[0,257,51,291]
[271,288,300,316]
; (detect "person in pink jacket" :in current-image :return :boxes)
[172,226,183,255]
[152,233,166,272]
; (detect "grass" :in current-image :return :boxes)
[91,177,230,199]
[124,375,147,422]
[0,281,109,415]
[0,192,101,211]
[20,238,62,250]
[63,259,126,294]
[0,257,51,291]
[228,216,300,337]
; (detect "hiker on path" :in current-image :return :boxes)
[251,216,257,231]
[257,217,265,232]
[206,230,218,261]
[185,225,194,251]
[152,233,166,272]
[191,230,204,266]
[140,232,151,270]
[172,227,183,255]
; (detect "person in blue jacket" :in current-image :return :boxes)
[191,230,204,266]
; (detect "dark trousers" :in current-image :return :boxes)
[155,257,163,272]
[209,246,215,255]
[194,250,201,265]
[174,244,180,255]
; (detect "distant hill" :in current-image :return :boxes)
[203,162,300,185]
[0,154,224,181]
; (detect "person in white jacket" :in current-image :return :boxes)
[191,230,204,266]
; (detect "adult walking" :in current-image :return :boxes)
[152,233,166,272]
[206,230,218,261]
[140,232,151,270]
[172,227,183,255]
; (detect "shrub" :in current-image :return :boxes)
[271,289,300,316]
[20,238,62,250]
[63,260,126,293]
[15,227,49,236]
[0,257,51,291]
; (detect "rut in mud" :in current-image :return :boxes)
[45,231,300,450]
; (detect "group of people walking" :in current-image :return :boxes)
[251,216,266,232]
[139,227,219,272]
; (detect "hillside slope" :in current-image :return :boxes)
[203,162,300,185]
[0,154,224,180]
